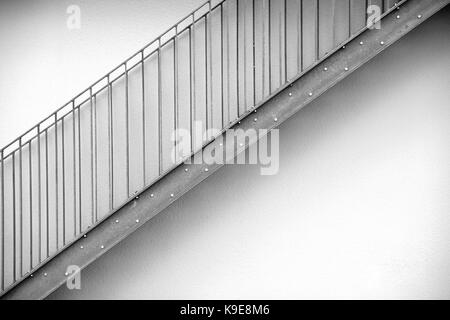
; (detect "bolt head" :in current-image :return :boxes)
[288,92,292,96]
[184,168,188,172]
[65,272,69,276]
[380,41,385,45]
[254,118,258,122]
[170,194,174,198]
[80,246,84,249]
[396,15,400,19]
[342,45,346,49]
[308,92,313,97]
[83,235,87,238]
[100,245,104,249]
[150,193,154,198]
[344,67,349,71]
[115,219,119,223]
[30,274,34,278]
[359,41,364,45]
[323,67,328,71]
[417,14,422,19]
[274,118,278,122]
[204,168,209,172]
[135,219,140,223]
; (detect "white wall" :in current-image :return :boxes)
[1,1,449,299]
[48,5,450,299]
[0,0,204,148]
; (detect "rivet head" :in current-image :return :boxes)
[135,219,139,223]
[100,245,104,249]
[396,15,400,19]
[417,14,422,19]
[219,143,223,146]
[380,41,385,45]
[239,143,244,147]
[254,110,257,113]
[83,235,87,238]
[342,45,346,49]
[359,41,364,45]
[30,274,34,278]
[65,272,69,276]
[288,93,292,96]
[238,121,241,124]
[344,67,349,71]
[135,196,139,200]
[254,118,258,122]
[308,92,313,97]
[274,118,278,122]
[44,273,48,277]
[184,168,188,172]
[115,219,119,223]
[204,168,209,172]
[323,67,328,71]
[80,246,84,249]
[170,193,174,198]
[150,193,154,198]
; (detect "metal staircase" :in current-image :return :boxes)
[1,0,448,299]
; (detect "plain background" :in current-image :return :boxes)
[0,1,449,299]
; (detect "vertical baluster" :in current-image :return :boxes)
[252,0,256,107]
[1,149,4,291]
[37,125,41,262]
[89,88,94,226]
[19,138,23,277]
[125,63,130,198]
[78,100,82,231]
[221,3,225,128]
[107,75,114,211]
[208,2,213,136]
[190,19,195,156]
[45,129,49,257]
[349,0,352,37]
[284,0,287,83]
[298,0,303,73]
[174,28,178,164]
[205,13,209,139]
[316,0,320,61]
[12,152,16,281]
[262,0,266,99]
[62,116,66,245]
[268,0,272,94]
[54,114,58,250]
[93,95,98,222]
[141,51,146,186]
[72,101,77,237]
[243,0,247,112]
[158,39,163,175]
[226,1,230,123]
[28,141,33,272]
[236,0,240,116]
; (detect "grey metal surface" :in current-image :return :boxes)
[2,0,448,300]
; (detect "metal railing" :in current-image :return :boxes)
[0,0,403,295]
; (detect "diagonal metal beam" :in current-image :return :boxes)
[2,0,448,300]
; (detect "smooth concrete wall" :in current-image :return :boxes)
[0,1,449,299]
[49,6,450,299]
